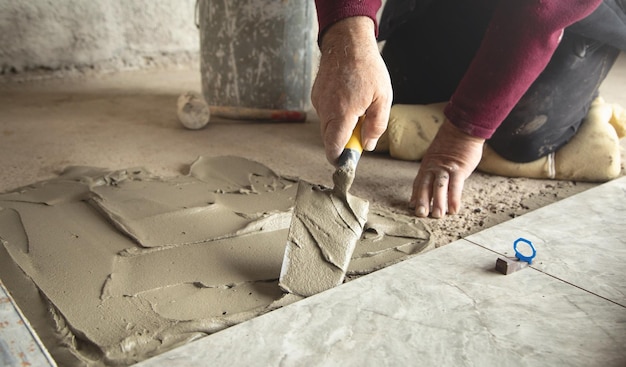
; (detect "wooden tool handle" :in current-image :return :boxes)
[209,106,306,122]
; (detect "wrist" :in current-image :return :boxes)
[320,16,377,54]
[442,119,486,145]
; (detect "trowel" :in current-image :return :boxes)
[279,116,369,297]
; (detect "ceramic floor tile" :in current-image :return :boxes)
[0,282,56,367]
[136,239,626,367]
[466,176,626,306]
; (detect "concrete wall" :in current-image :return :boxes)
[0,0,199,75]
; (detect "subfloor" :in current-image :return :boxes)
[1,54,625,248]
[0,53,625,365]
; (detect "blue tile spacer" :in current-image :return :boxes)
[514,237,536,264]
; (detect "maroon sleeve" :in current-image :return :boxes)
[445,0,603,139]
[314,0,382,39]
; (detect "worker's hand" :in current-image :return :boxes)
[311,16,392,165]
[409,120,485,218]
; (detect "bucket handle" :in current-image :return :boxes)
[194,0,200,29]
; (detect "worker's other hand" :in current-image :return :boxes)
[409,120,485,218]
[312,16,392,165]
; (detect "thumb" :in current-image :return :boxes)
[323,114,361,165]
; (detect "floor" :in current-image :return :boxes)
[135,175,626,366]
[3,176,625,366]
[0,53,625,365]
[1,55,625,249]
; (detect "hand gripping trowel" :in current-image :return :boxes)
[279,116,369,297]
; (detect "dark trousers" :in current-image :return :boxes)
[380,0,625,162]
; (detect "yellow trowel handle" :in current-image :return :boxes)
[336,116,365,169]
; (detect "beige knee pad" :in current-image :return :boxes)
[479,100,622,182]
[382,103,447,161]
[554,101,621,181]
[478,146,555,179]
[609,103,626,139]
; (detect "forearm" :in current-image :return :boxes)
[445,0,603,139]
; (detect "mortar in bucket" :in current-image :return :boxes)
[198,0,316,112]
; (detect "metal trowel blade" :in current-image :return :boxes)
[278,180,368,297]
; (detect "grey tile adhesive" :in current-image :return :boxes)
[0,154,431,366]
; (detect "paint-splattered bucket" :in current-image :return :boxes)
[197,0,316,111]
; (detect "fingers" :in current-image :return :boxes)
[361,96,392,152]
[410,171,433,218]
[447,174,465,215]
[430,172,450,218]
[318,85,391,164]
[320,95,391,164]
[410,170,451,218]
[315,74,391,164]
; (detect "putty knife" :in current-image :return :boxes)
[279,116,369,297]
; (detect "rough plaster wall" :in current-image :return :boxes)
[0,0,199,74]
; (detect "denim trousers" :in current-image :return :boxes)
[380,0,626,162]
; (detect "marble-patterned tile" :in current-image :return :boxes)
[136,240,626,367]
[0,281,56,367]
[466,176,626,306]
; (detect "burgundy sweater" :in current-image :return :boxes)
[314,0,602,139]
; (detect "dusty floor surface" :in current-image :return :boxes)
[0,54,624,248]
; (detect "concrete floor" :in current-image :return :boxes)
[1,54,624,247]
[0,52,624,366]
